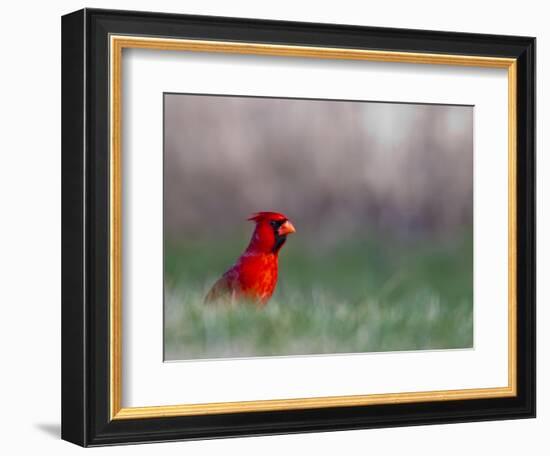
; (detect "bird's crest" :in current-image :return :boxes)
[247,211,288,222]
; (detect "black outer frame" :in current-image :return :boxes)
[61,8,536,447]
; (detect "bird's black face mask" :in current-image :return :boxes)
[270,219,287,253]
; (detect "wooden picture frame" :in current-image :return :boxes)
[62,8,535,446]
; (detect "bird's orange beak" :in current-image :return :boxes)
[278,220,296,236]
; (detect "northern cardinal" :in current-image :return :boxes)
[204,212,296,306]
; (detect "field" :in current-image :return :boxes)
[164,233,473,361]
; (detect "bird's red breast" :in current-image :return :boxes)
[205,212,296,306]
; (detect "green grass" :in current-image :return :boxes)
[164,234,473,360]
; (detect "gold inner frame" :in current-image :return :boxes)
[109,35,518,420]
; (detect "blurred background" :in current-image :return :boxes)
[164,94,473,361]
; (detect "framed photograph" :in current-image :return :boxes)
[61,8,535,447]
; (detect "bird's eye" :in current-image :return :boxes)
[270,219,286,228]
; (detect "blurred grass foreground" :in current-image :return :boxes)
[164,233,473,361]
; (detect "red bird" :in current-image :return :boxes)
[205,212,296,306]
